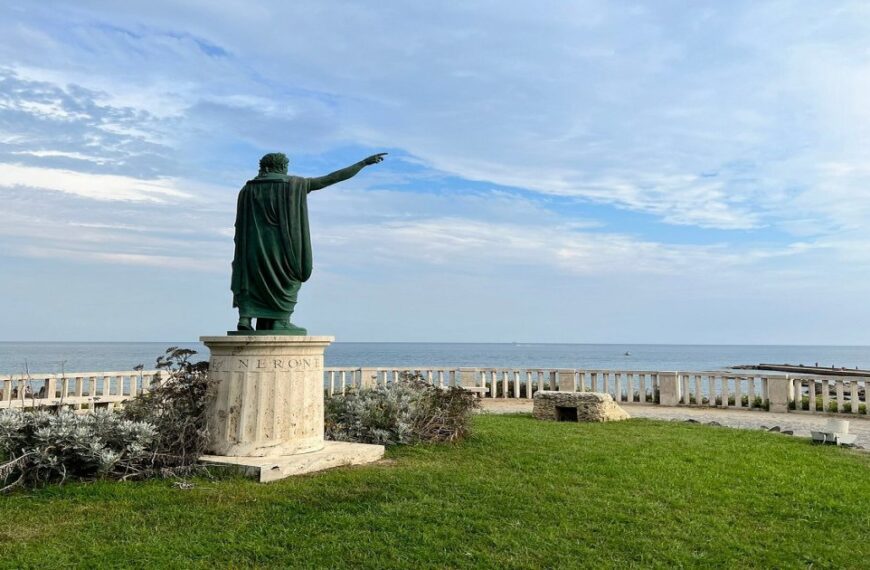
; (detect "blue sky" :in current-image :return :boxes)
[1,1,869,344]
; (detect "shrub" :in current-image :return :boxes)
[325,373,478,446]
[0,409,157,491]
[0,347,211,492]
[121,347,212,471]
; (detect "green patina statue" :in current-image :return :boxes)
[230,151,386,335]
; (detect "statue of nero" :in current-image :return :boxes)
[230,151,386,334]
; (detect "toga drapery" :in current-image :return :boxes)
[231,173,313,320]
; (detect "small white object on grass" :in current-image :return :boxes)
[836,434,858,447]
[826,419,849,435]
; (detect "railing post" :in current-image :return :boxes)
[658,372,680,406]
[615,372,623,401]
[835,381,845,413]
[45,376,57,402]
[793,378,803,410]
[767,376,791,413]
[60,376,69,403]
[680,374,690,404]
[558,370,574,392]
[459,368,477,391]
[87,376,96,408]
[359,368,377,389]
[748,377,756,408]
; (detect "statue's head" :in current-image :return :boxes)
[258,153,289,176]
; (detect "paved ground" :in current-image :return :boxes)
[480,399,870,448]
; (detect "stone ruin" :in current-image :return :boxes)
[533,391,630,423]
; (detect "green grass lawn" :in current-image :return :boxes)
[1,415,868,569]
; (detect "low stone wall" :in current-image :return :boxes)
[533,391,630,422]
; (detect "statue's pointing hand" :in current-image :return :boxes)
[363,153,388,165]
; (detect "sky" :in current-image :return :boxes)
[0,1,869,344]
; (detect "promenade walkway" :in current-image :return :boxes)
[480,399,870,448]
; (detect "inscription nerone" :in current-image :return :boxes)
[211,356,322,372]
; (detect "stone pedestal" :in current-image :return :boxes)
[199,335,384,480]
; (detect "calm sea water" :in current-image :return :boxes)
[1,342,869,375]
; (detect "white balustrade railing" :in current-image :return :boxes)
[677,372,772,410]
[323,367,662,403]
[1,367,867,417]
[788,375,868,415]
[0,370,166,410]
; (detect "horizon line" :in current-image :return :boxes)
[1,340,869,348]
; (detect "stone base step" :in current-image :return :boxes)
[201,441,385,483]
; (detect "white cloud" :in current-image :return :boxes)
[12,149,109,164]
[315,215,810,280]
[16,244,222,272]
[0,163,191,202]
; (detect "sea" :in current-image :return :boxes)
[1,342,869,375]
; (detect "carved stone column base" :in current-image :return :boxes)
[201,335,332,457]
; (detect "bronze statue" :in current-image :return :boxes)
[230,152,386,334]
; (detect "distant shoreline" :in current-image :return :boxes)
[2,341,869,347]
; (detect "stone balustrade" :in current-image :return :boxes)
[0,370,166,411]
[1,367,867,417]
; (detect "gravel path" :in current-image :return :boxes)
[480,399,870,448]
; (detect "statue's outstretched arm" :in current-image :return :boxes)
[308,153,387,191]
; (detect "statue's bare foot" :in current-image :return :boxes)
[237,317,253,331]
